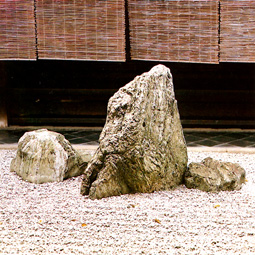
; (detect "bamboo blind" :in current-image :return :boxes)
[128,0,219,63]
[36,0,125,61]
[0,0,36,60]
[220,0,255,62]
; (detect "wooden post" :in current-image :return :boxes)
[0,62,8,127]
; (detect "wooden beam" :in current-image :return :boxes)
[0,108,7,127]
[0,62,8,127]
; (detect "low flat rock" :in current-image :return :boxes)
[185,157,246,192]
[81,64,188,199]
[10,129,84,184]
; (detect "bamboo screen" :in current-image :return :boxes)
[220,0,255,62]
[0,0,36,60]
[128,0,219,63]
[36,0,125,61]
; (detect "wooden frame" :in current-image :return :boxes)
[0,63,7,127]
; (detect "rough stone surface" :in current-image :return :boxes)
[77,149,96,166]
[185,157,246,192]
[81,64,188,199]
[10,129,84,184]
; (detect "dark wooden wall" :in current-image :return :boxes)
[1,60,255,128]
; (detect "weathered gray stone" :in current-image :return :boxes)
[81,64,188,199]
[185,157,246,192]
[77,149,96,165]
[10,129,84,184]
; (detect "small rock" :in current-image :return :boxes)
[10,129,84,184]
[184,157,246,192]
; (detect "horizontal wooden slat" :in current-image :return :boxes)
[7,88,113,118]
[8,88,117,100]
[9,117,255,128]
[178,102,255,119]
[9,117,106,126]
[7,88,255,127]
[176,90,255,103]
[181,119,255,127]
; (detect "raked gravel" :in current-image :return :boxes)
[0,150,254,255]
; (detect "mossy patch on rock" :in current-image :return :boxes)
[81,65,188,199]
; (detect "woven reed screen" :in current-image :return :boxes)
[36,0,125,61]
[0,0,36,60]
[128,0,219,63]
[220,0,255,62]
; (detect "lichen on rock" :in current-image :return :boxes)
[185,157,246,192]
[81,64,188,199]
[10,129,84,184]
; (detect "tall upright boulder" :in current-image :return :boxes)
[10,129,84,184]
[81,64,188,199]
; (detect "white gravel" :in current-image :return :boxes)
[0,150,254,255]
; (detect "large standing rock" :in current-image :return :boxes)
[10,129,84,184]
[81,64,188,199]
[185,157,246,192]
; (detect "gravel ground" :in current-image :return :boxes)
[0,149,254,255]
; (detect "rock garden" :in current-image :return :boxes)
[0,65,254,254]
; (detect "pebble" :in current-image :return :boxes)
[0,150,254,254]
